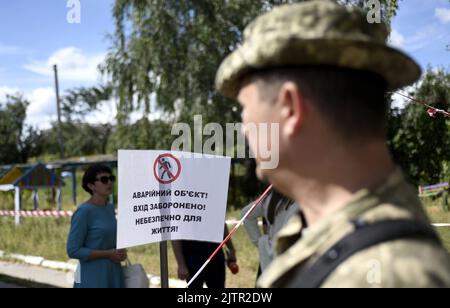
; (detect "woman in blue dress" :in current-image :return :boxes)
[67,164,127,288]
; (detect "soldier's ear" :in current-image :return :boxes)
[277,81,306,137]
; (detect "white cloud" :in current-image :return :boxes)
[25,87,56,129]
[435,8,450,24]
[388,29,406,49]
[408,25,441,51]
[26,90,119,129]
[27,87,55,115]
[0,86,55,129]
[23,47,106,83]
[392,24,446,53]
[0,86,20,103]
[2,85,162,130]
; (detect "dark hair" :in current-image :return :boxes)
[249,66,388,141]
[82,164,113,195]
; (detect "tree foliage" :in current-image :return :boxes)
[94,0,401,194]
[107,117,173,152]
[102,0,398,130]
[388,68,450,186]
[41,122,112,157]
[0,94,42,164]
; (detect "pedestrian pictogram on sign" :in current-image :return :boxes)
[153,153,181,184]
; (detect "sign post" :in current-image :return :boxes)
[160,241,169,288]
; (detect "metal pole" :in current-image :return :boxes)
[14,187,21,225]
[159,241,169,288]
[72,168,77,206]
[53,64,65,159]
[56,187,62,212]
[33,189,39,210]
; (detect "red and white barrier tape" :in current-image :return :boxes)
[393,92,450,118]
[186,184,274,288]
[0,210,73,218]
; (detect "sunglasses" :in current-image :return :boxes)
[95,175,116,184]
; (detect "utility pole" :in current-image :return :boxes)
[53,64,65,159]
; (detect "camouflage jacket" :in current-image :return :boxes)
[257,169,450,288]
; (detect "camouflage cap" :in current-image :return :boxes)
[215,0,421,98]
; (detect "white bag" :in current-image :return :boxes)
[123,259,150,288]
[74,262,81,284]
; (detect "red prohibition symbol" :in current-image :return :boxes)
[153,153,182,184]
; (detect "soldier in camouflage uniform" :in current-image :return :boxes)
[215,0,450,287]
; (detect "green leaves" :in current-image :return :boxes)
[0,94,41,164]
[101,0,400,151]
[103,0,399,125]
[388,68,450,185]
[104,1,281,123]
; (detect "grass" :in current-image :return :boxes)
[423,197,450,252]
[0,208,259,288]
[437,228,450,253]
[0,217,71,261]
[0,196,448,288]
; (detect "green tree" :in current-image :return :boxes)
[338,0,399,23]
[388,68,450,186]
[102,0,399,207]
[102,0,398,146]
[41,122,113,157]
[0,94,42,164]
[107,117,173,152]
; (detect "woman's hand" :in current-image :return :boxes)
[177,264,190,281]
[109,249,128,263]
[227,249,237,263]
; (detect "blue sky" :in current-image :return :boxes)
[0,0,116,128]
[0,0,449,129]
[390,0,449,69]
